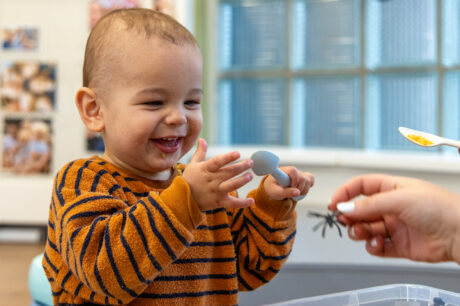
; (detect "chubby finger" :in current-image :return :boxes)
[305,173,314,188]
[221,196,254,209]
[219,172,253,193]
[220,159,254,179]
[281,166,299,188]
[205,151,240,172]
[298,172,315,194]
[279,187,301,199]
[189,138,208,164]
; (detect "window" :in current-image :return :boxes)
[210,0,460,154]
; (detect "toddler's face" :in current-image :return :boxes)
[98,35,203,175]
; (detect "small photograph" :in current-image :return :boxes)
[153,0,175,17]
[1,61,56,113]
[90,0,141,28]
[1,27,39,51]
[86,130,105,152]
[2,118,52,174]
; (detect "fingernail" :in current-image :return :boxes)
[337,201,355,213]
[370,237,377,247]
[349,226,355,238]
[248,159,254,167]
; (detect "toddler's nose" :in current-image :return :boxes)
[165,108,187,125]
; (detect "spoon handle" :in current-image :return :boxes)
[442,139,460,149]
[272,168,291,187]
[272,169,306,202]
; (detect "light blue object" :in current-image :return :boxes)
[251,150,306,202]
[28,254,53,306]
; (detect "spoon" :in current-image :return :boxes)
[251,150,306,202]
[398,126,460,149]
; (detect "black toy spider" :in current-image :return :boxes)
[307,210,345,238]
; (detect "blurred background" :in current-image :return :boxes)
[1,0,460,305]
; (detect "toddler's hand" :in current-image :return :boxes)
[182,138,255,211]
[263,167,314,201]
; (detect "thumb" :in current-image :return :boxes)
[189,138,207,163]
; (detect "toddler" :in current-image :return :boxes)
[43,8,314,305]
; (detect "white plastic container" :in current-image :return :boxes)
[267,284,460,306]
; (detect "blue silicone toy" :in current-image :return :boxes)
[251,150,306,202]
[28,253,53,306]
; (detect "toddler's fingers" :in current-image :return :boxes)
[297,172,314,195]
[205,151,240,172]
[189,138,207,164]
[220,159,253,179]
[281,187,301,199]
[281,167,299,188]
[221,197,254,209]
[305,173,315,188]
[219,172,253,193]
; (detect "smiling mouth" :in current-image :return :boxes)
[152,137,182,153]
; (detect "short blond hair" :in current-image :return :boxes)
[83,8,198,87]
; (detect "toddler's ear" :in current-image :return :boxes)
[75,87,104,132]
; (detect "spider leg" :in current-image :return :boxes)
[333,221,342,237]
[332,211,346,226]
[322,223,327,238]
[308,211,326,218]
[312,220,325,232]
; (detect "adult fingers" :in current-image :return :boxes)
[219,172,253,193]
[189,138,208,164]
[337,189,406,222]
[348,220,389,241]
[365,236,398,258]
[329,174,399,210]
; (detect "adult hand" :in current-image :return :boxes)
[263,166,314,201]
[328,174,460,264]
[182,138,255,211]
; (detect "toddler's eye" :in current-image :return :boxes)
[144,101,163,106]
[185,100,200,107]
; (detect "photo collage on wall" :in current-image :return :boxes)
[1,26,54,175]
[0,1,178,175]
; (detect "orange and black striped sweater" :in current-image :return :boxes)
[43,156,297,305]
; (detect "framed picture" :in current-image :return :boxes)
[1,61,56,113]
[90,0,141,28]
[1,27,39,51]
[2,118,52,174]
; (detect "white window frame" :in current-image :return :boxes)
[203,0,460,173]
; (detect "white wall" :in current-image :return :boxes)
[0,0,88,224]
[0,0,190,224]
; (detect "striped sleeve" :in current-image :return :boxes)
[48,160,203,304]
[228,176,296,291]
